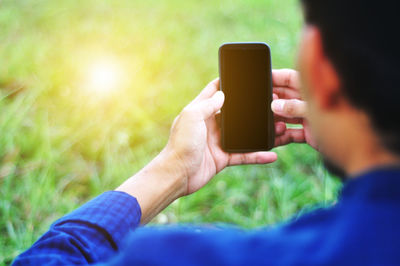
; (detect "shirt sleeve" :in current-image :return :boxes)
[12,191,141,265]
[101,209,336,266]
[101,224,321,266]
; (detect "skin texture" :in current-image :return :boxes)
[117,26,399,224]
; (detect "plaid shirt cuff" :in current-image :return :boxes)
[52,191,141,249]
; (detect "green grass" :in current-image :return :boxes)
[0,0,341,264]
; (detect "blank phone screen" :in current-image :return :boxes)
[220,44,272,151]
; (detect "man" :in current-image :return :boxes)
[13,0,400,264]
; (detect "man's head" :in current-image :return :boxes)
[298,0,400,175]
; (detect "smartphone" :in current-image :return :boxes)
[219,42,275,152]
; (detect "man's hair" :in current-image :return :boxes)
[301,0,400,154]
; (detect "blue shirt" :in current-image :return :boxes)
[13,167,400,265]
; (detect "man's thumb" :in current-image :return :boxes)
[198,90,225,119]
[271,99,307,118]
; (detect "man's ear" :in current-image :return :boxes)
[302,26,341,110]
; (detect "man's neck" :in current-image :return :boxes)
[330,110,400,178]
[345,145,400,178]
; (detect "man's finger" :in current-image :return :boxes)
[272,69,301,88]
[196,90,225,119]
[215,112,221,125]
[227,151,277,166]
[271,99,307,119]
[274,115,303,125]
[193,78,220,102]
[273,87,301,99]
[274,129,306,147]
[275,122,287,136]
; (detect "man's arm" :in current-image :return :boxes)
[115,78,278,224]
[13,70,310,265]
[115,71,315,224]
[13,191,141,265]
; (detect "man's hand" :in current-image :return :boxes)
[271,69,318,149]
[117,71,316,224]
[165,78,277,195]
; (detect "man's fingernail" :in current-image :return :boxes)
[214,90,224,100]
[271,99,285,112]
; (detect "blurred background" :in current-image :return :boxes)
[0,0,341,263]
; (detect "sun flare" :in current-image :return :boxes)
[84,58,124,95]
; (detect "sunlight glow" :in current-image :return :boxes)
[84,58,124,95]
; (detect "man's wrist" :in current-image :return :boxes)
[153,148,188,198]
[115,148,187,224]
